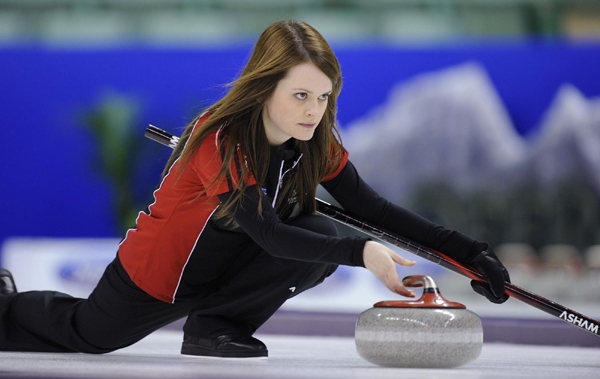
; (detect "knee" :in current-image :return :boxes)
[287,215,338,237]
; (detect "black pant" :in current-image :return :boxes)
[0,215,338,353]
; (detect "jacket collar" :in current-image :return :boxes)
[270,139,302,163]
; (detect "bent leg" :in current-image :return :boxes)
[0,257,196,353]
[184,215,339,338]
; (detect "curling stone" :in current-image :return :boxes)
[355,275,483,368]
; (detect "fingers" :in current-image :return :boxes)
[502,267,511,283]
[376,264,416,298]
[387,252,416,297]
[380,268,415,298]
[363,242,417,298]
[470,250,510,301]
[478,263,504,298]
[476,257,506,299]
[384,258,416,298]
[470,280,509,304]
[391,253,417,267]
[391,280,416,298]
[488,271,506,299]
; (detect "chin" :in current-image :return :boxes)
[295,131,316,142]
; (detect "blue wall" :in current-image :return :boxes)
[2,41,600,244]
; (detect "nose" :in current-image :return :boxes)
[305,99,320,117]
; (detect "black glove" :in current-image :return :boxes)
[468,242,510,304]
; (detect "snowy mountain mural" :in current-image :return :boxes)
[342,63,528,203]
[528,85,600,193]
[339,62,600,250]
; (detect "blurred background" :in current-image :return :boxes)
[1,0,600,337]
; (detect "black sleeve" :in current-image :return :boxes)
[217,187,368,267]
[320,160,477,263]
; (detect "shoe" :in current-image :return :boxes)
[181,334,268,358]
[0,269,17,295]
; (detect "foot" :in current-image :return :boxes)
[0,269,17,295]
[181,334,268,358]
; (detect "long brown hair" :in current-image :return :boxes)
[163,20,345,221]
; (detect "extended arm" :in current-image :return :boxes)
[321,160,510,303]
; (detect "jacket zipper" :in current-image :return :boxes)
[271,153,303,208]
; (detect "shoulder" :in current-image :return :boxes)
[189,112,225,168]
[197,126,224,155]
[330,142,348,162]
[192,112,221,151]
[322,142,349,182]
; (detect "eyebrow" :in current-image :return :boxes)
[292,88,333,95]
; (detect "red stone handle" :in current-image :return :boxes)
[374,275,466,309]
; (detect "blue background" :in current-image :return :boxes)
[2,41,600,245]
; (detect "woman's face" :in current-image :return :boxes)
[262,62,333,146]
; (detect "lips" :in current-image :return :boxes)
[299,123,316,128]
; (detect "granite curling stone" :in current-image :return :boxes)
[355,275,483,368]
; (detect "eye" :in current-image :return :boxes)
[295,93,307,100]
[318,94,330,101]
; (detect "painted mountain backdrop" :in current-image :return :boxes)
[339,63,600,251]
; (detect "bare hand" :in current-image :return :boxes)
[363,241,417,297]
